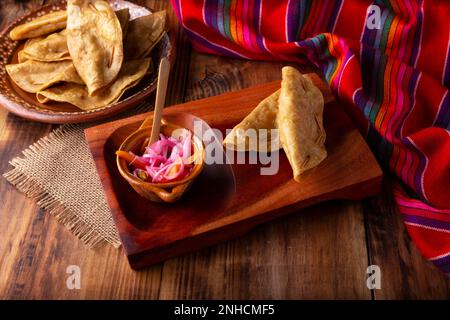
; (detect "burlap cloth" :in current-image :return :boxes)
[3,104,151,248]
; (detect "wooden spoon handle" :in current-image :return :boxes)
[148,57,170,145]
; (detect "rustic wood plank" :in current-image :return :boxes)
[159,201,371,299]
[363,179,450,299]
[3,220,163,299]
[0,115,53,299]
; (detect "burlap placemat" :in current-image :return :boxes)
[3,104,151,248]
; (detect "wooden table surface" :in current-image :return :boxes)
[1,0,450,300]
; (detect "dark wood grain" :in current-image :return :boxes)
[0,0,449,299]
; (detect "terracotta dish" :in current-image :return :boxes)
[116,118,205,203]
[0,0,173,123]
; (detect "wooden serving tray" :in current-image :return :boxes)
[85,76,382,269]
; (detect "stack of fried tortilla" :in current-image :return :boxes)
[6,0,166,111]
[224,66,327,182]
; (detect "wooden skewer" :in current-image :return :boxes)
[148,57,170,146]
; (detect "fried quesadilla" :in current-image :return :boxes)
[9,11,67,40]
[223,90,280,152]
[223,67,327,181]
[277,66,327,181]
[36,59,150,110]
[66,0,124,95]
[124,10,166,60]
[6,60,83,93]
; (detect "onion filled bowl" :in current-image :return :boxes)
[116,119,205,203]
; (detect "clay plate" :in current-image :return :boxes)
[0,0,174,124]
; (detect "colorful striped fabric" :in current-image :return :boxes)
[170,0,450,274]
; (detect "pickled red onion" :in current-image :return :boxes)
[117,129,194,183]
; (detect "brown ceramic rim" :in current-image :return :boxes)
[0,0,175,124]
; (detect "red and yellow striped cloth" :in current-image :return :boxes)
[170,0,450,274]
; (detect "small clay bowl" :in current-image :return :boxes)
[116,119,205,203]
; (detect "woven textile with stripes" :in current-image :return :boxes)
[170,0,450,274]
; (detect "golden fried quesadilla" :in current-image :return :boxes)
[36,59,150,110]
[18,8,129,64]
[20,29,70,62]
[17,50,29,63]
[223,90,281,152]
[18,36,46,62]
[9,11,67,41]
[115,8,131,38]
[6,60,83,93]
[23,36,44,49]
[223,67,327,181]
[66,0,124,95]
[277,66,326,182]
[124,10,166,60]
